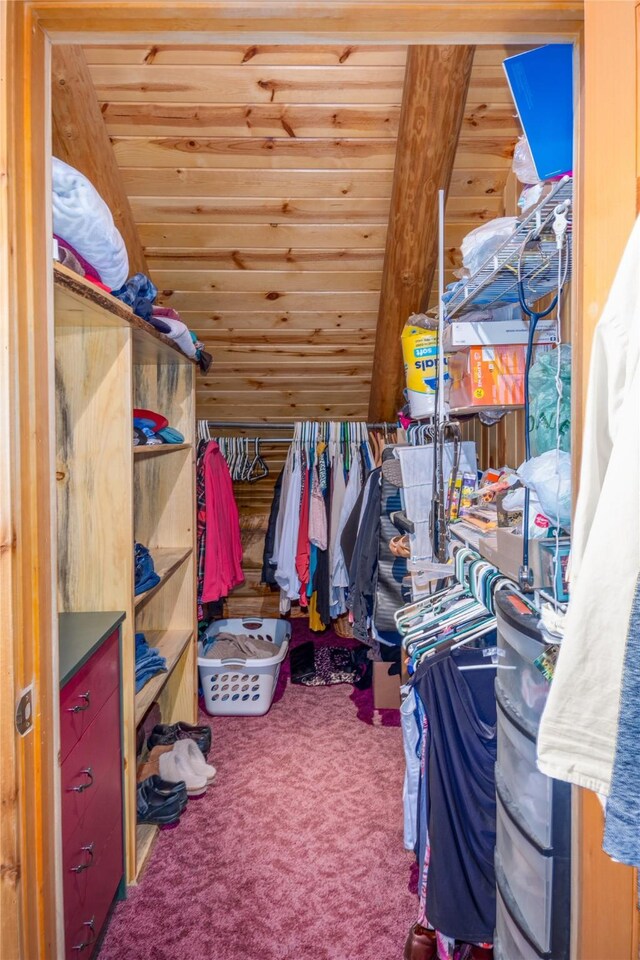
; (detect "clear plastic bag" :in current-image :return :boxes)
[517,450,572,531]
[528,344,571,455]
[460,217,517,276]
[512,135,540,184]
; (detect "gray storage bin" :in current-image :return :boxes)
[495,589,550,737]
[497,698,553,848]
[496,794,553,953]
[495,884,547,960]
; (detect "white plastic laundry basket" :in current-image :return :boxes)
[198,617,291,717]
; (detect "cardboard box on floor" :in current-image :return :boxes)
[373,661,401,710]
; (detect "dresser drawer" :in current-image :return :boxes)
[60,629,120,763]
[63,804,122,917]
[61,689,122,845]
[64,818,123,960]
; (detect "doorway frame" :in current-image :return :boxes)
[1,2,637,958]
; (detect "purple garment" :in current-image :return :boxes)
[54,234,102,282]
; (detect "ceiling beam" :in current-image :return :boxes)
[51,44,147,276]
[368,44,475,422]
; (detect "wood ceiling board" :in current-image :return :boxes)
[139,223,388,248]
[191,328,377,345]
[179,312,380,330]
[87,65,406,103]
[199,375,372,390]
[152,270,384,292]
[120,169,395,198]
[129,197,391,224]
[84,44,409,67]
[145,249,387,271]
[157,291,381,312]
[110,137,399,169]
[100,103,403,138]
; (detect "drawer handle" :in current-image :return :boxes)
[67,691,91,714]
[70,842,95,873]
[70,767,94,793]
[72,916,96,952]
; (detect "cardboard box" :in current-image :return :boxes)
[448,345,528,409]
[443,317,558,351]
[373,660,401,710]
[479,527,547,588]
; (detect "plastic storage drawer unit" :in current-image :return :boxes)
[495,882,548,960]
[495,589,550,736]
[496,793,553,953]
[496,696,553,848]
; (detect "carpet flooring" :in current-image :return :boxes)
[99,621,417,960]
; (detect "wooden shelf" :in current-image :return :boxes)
[134,547,192,608]
[135,628,194,724]
[135,823,158,881]
[54,262,196,365]
[133,442,190,458]
[449,404,523,417]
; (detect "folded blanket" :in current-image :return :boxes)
[52,157,129,290]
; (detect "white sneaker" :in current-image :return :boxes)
[159,744,208,796]
[175,738,217,783]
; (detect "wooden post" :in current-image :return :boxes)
[368,44,474,422]
[51,45,148,276]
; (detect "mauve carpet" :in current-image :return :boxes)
[99,621,417,960]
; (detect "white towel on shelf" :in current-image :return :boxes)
[52,157,129,290]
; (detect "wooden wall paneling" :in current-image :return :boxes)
[133,198,391,224]
[146,249,387,272]
[51,45,148,275]
[1,5,61,956]
[369,44,475,421]
[154,270,383,292]
[83,43,411,67]
[122,168,396,198]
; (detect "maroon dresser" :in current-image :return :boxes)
[59,612,125,958]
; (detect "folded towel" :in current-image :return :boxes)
[52,158,129,289]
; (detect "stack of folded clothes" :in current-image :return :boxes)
[133,407,185,447]
[134,631,167,693]
[134,541,160,596]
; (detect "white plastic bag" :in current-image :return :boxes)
[517,450,572,530]
[512,134,540,185]
[501,485,552,539]
[460,217,517,276]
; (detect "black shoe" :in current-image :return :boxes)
[137,775,188,825]
[148,722,211,757]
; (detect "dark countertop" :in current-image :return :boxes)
[59,611,126,688]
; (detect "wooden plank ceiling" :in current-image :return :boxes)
[84,43,521,424]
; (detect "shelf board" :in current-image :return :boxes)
[53,262,196,365]
[134,627,194,724]
[134,547,192,609]
[449,404,523,417]
[134,443,191,458]
[449,523,490,551]
[135,823,158,881]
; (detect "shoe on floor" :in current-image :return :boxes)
[136,775,188,825]
[137,744,174,783]
[159,744,208,796]
[173,738,217,783]
[468,947,493,960]
[148,721,211,757]
[403,923,437,960]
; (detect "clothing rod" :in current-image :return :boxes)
[205,420,395,429]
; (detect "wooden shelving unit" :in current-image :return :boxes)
[54,264,197,886]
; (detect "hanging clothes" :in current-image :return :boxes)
[199,440,244,604]
[264,421,374,630]
[537,213,640,795]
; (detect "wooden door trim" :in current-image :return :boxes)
[8,4,634,960]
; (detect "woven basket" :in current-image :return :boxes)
[333,613,354,639]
